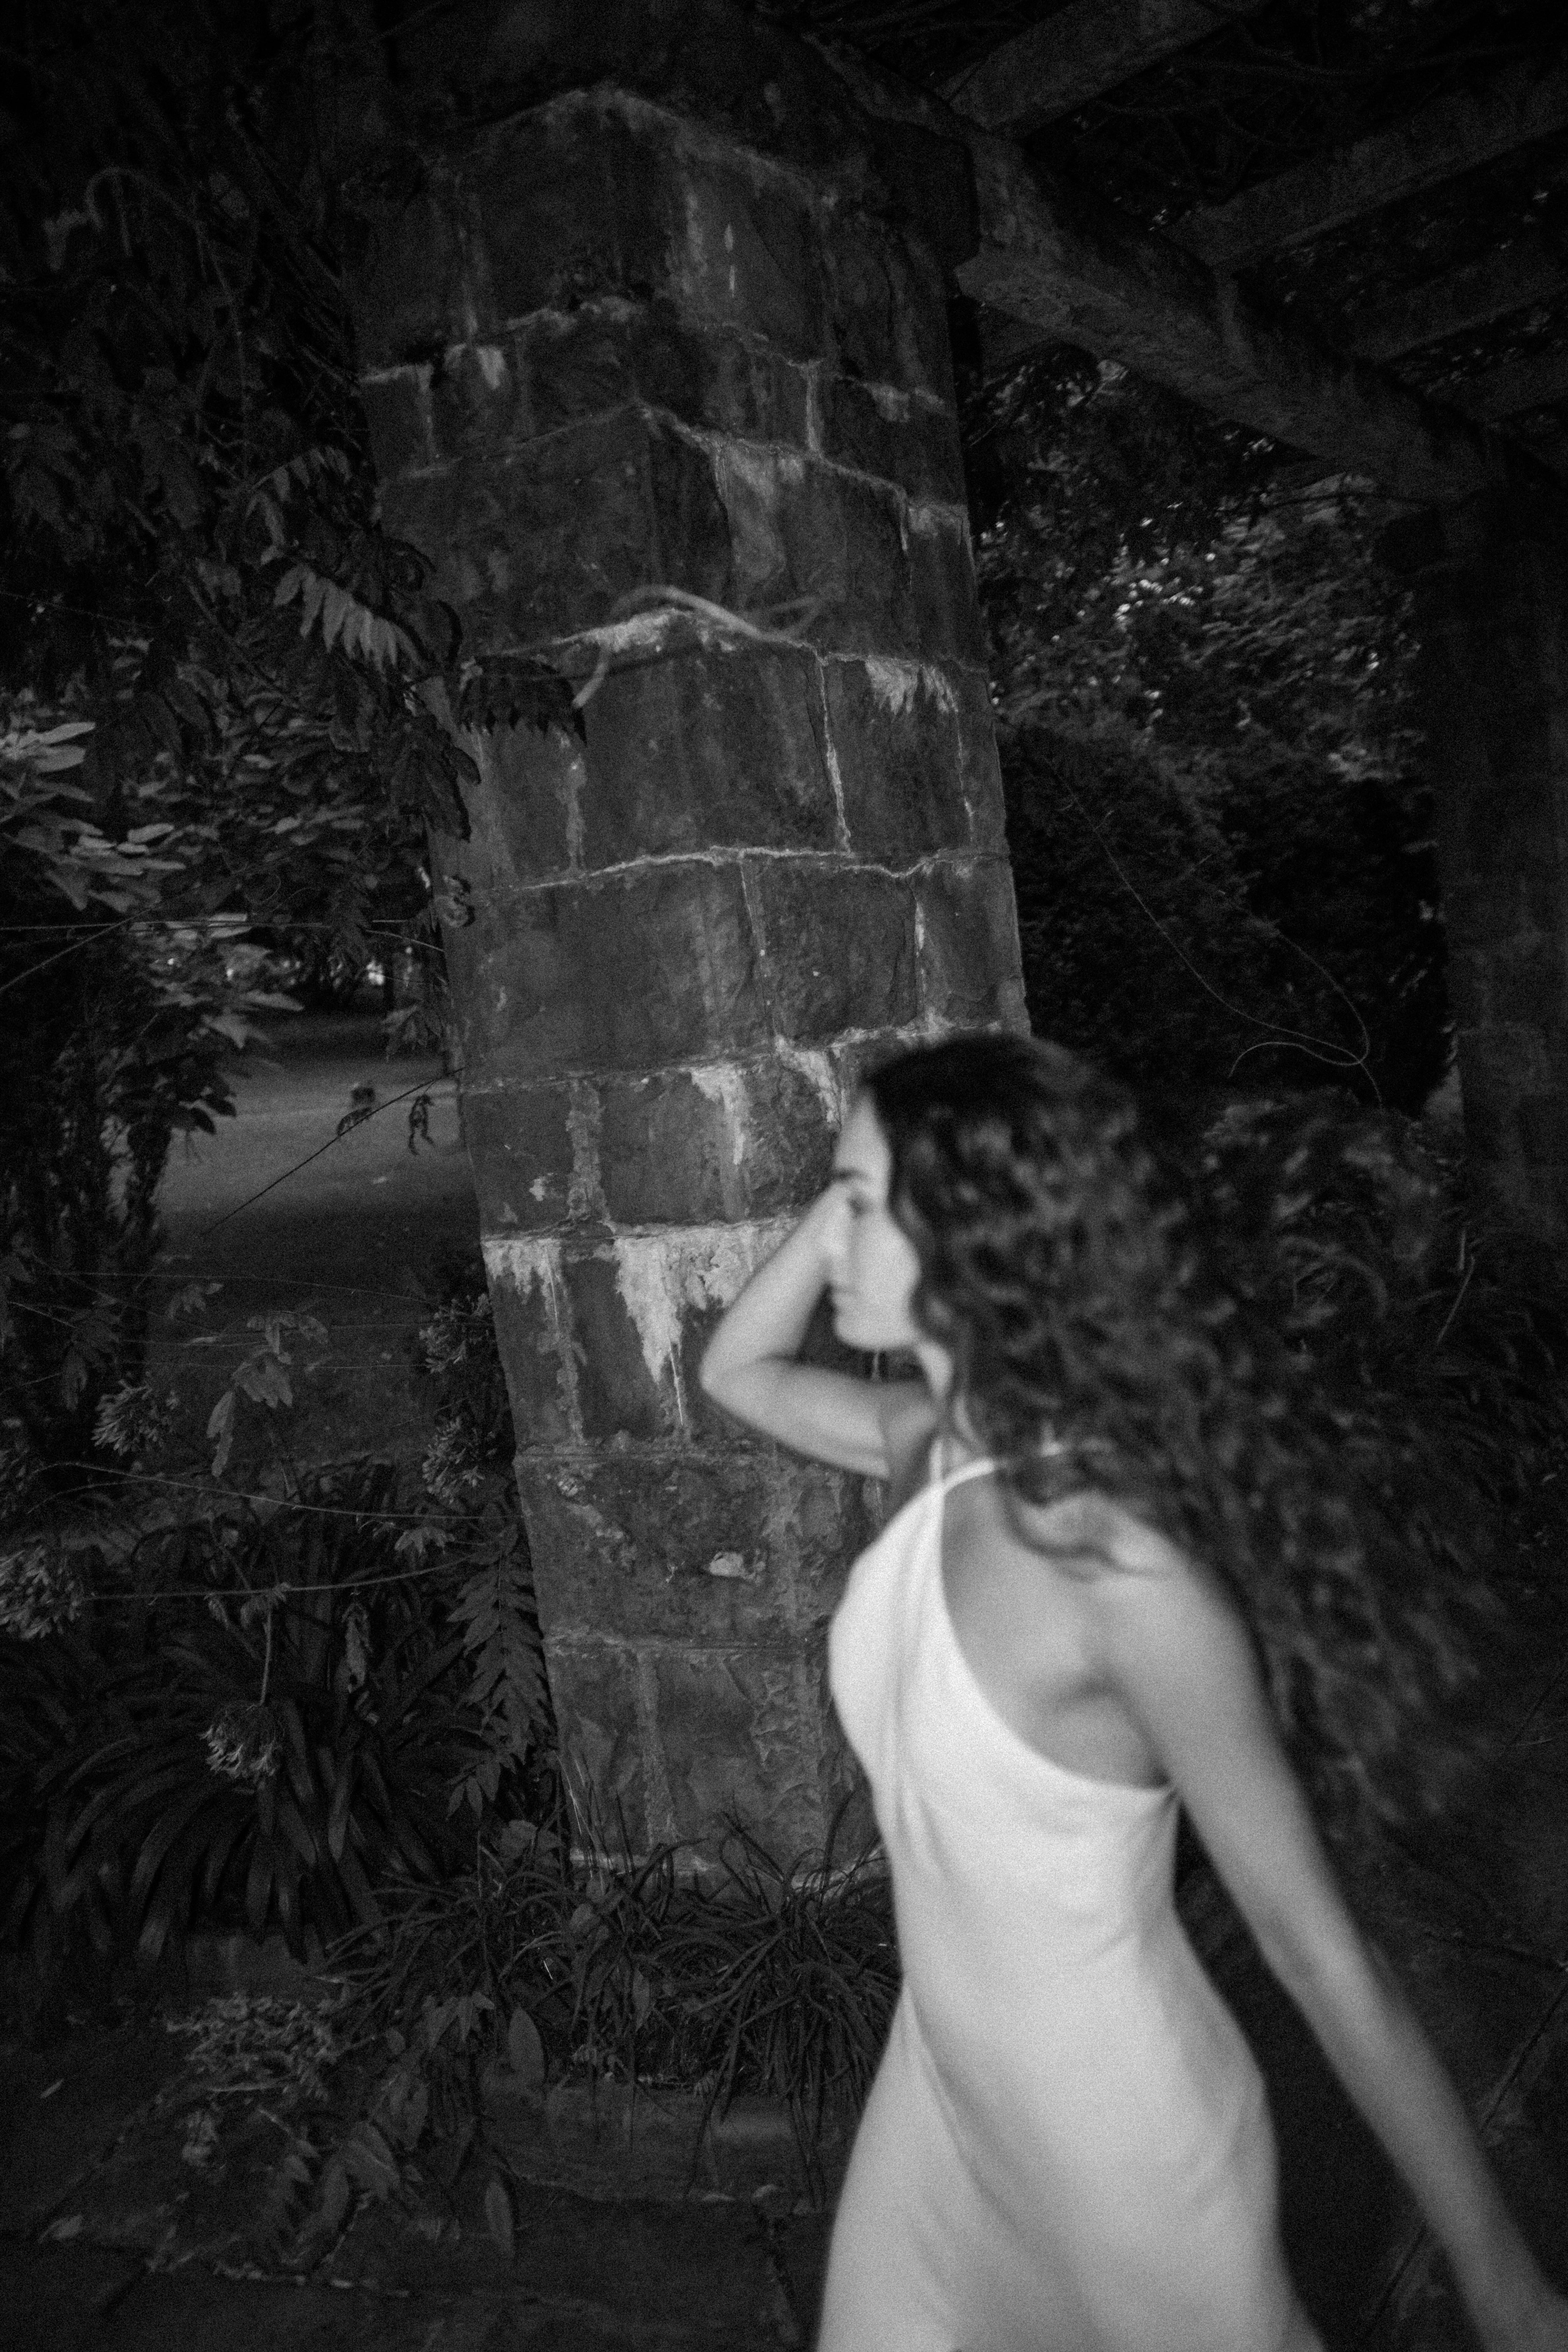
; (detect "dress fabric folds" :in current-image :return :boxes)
[817,1457,1299,2352]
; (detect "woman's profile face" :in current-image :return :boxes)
[826,1096,925,1356]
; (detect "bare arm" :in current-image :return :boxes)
[1089,1532,1568,2352]
[698,1188,934,1478]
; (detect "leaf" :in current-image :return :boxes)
[341,2120,400,2199]
[483,2175,515,2261]
[507,2008,545,2092]
[319,583,352,652]
[316,2155,352,2235]
[203,1011,254,1048]
[206,1388,236,1477]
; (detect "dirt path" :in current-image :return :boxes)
[151,1015,481,1468]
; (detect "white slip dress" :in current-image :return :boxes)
[817,1453,1302,2352]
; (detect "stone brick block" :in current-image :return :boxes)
[818,377,966,505]
[515,307,634,437]
[822,210,956,406]
[748,859,918,1040]
[437,718,582,896]
[457,860,771,1079]
[950,664,1010,852]
[915,857,1029,1031]
[428,339,527,465]
[506,300,814,453]
[544,1639,650,1856]
[671,158,828,361]
[358,368,434,479]
[636,314,813,447]
[907,504,987,665]
[582,642,837,864]
[346,180,470,368]
[485,1242,579,1445]
[597,1057,834,1225]
[399,408,733,652]
[464,1081,584,1232]
[714,446,918,657]
[824,657,971,863]
[471,102,680,324]
[563,1247,683,1441]
[650,1648,824,1851]
[519,1453,812,1646]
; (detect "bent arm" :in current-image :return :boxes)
[1094,1548,1564,2351]
[698,1189,931,1478]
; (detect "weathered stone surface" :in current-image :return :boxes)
[582,642,839,864]
[464,1082,581,1232]
[672,155,829,361]
[428,338,527,466]
[906,503,988,665]
[471,102,680,326]
[651,1647,823,1848]
[747,858,919,1038]
[435,719,582,896]
[517,301,813,447]
[544,1639,651,1855]
[485,1241,579,1445]
[341,22,1028,1863]
[597,1057,834,1225]
[824,657,971,862]
[563,1249,683,1441]
[822,208,956,406]
[518,1450,875,1645]
[951,662,1011,851]
[457,860,771,1079]
[818,376,966,505]
[388,408,734,651]
[915,856,1030,1030]
[713,444,919,656]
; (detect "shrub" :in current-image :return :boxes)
[0,1462,494,1979]
[335,1800,898,2188]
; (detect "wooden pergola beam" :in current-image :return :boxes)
[1347,235,1568,364]
[1175,56,1568,271]
[945,0,1258,138]
[959,134,1512,506]
[1454,343,1568,425]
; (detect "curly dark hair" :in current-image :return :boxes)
[865,1031,1489,1841]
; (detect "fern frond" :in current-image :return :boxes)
[451,1522,546,1777]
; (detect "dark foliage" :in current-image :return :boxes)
[0,1463,486,1977]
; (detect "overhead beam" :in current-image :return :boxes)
[1453,343,1568,424]
[1174,55,1568,270]
[945,0,1258,138]
[1346,234,1568,363]
[959,133,1513,506]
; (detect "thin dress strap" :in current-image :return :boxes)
[927,1432,1000,1494]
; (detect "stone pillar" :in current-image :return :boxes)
[1385,494,1568,1250]
[344,57,1026,1857]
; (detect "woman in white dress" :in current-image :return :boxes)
[700,1033,1568,2352]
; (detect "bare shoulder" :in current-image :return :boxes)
[1004,1485,1188,1580]
[1007,1486,1244,1644]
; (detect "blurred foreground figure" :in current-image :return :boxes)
[703,1032,1568,2352]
